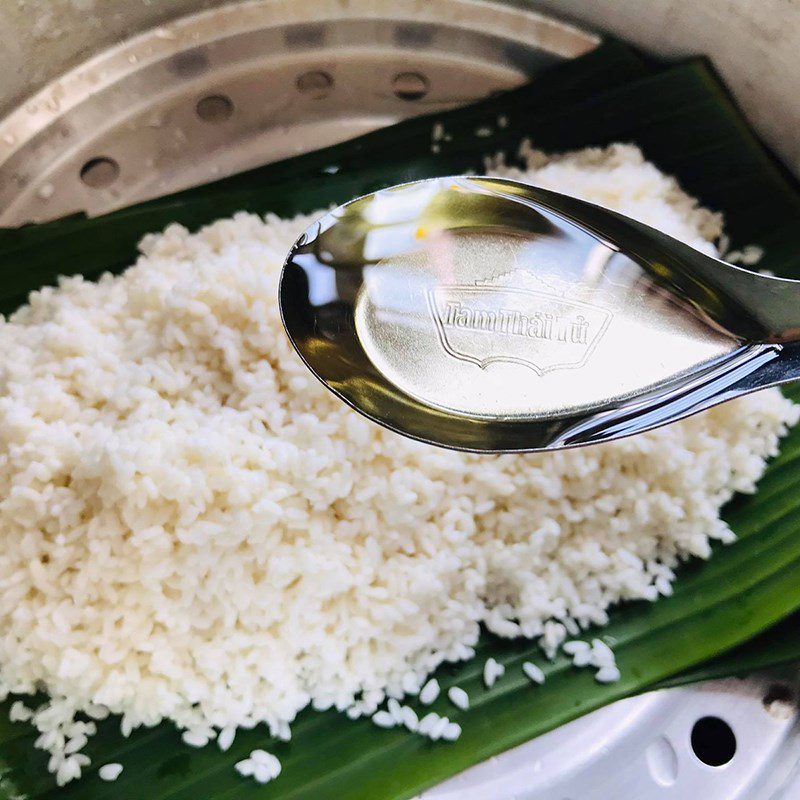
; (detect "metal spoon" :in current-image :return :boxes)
[279,176,800,452]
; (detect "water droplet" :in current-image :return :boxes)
[647,735,678,786]
[763,685,796,719]
[128,54,139,64]
[766,699,794,720]
[37,183,55,201]
[3,133,16,146]
[155,27,176,40]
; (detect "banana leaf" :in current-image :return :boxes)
[0,41,799,800]
[654,612,800,690]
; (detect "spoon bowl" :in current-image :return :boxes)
[279,176,800,452]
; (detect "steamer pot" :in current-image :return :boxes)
[0,2,798,797]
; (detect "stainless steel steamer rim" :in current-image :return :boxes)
[0,1,797,797]
[0,0,597,225]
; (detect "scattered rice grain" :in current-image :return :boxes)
[522,662,545,685]
[447,687,469,710]
[419,679,440,706]
[98,763,123,782]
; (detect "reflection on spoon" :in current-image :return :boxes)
[279,176,800,452]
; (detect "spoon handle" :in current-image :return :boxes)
[554,342,796,448]
[523,188,800,343]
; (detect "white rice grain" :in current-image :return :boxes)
[181,730,210,748]
[483,658,505,689]
[595,666,622,684]
[217,726,236,752]
[429,715,451,741]
[522,662,545,685]
[236,750,281,785]
[441,722,462,741]
[418,713,438,736]
[9,701,32,723]
[562,641,590,656]
[419,679,440,706]
[400,705,419,732]
[590,640,615,669]
[371,710,396,729]
[447,687,469,710]
[98,763,123,782]
[387,699,404,724]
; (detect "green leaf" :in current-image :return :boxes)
[0,40,799,800]
[655,612,800,690]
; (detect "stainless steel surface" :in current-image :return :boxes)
[534,0,800,176]
[0,0,598,225]
[2,1,798,176]
[425,672,800,800]
[0,1,798,797]
[280,176,800,452]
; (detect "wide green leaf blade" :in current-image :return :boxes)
[655,612,800,690]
